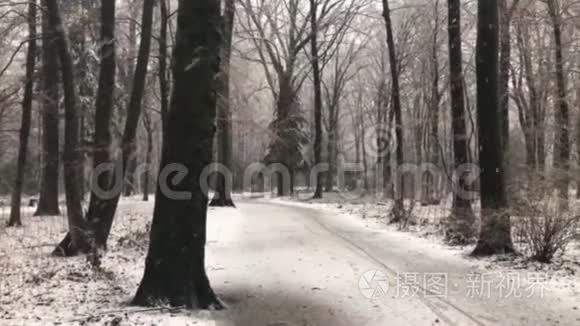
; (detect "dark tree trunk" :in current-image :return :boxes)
[325,84,341,193]
[360,110,369,191]
[57,0,155,252]
[472,0,514,256]
[84,0,117,246]
[46,0,92,256]
[499,0,511,154]
[123,1,139,198]
[75,5,91,199]
[382,0,405,222]
[273,76,295,197]
[132,0,224,309]
[8,0,37,227]
[141,107,153,202]
[143,123,152,202]
[95,0,153,245]
[35,0,61,217]
[124,146,138,197]
[210,0,236,207]
[426,0,441,205]
[310,0,324,199]
[445,0,475,244]
[325,116,336,192]
[158,0,169,135]
[547,1,570,210]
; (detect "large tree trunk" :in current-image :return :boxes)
[382,0,405,223]
[46,0,92,256]
[444,0,475,244]
[472,0,514,256]
[35,0,61,217]
[273,76,295,197]
[547,0,570,210]
[210,0,236,207]
[132,0,223,309]
[57,0,155,252]
[7,0,37,227]
[310,0,324,199]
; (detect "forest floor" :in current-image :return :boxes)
[0,195,579,325]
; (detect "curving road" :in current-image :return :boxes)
[205,200,580,326]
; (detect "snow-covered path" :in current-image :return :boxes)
[208,200,580,326]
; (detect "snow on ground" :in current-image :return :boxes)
[267,191,580,322]
[1,194,579,325]
[0,199,231,326]
[268,190,580,276]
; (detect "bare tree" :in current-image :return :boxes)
[210,0,236,207]
[56,0,155,253]
[46,0,92,255]
[310,0,324,198]
[423,0,442,205]
[445,0,476,244]
[381,0,405,223]
[7,0,37,227]
[132,0,224,309]
[472,0,514,256]
[35,0,61,217]
[511,10,548,172]
[547,0,570,210]
[499,0,521,152]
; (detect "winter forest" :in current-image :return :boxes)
[0,0,580,325]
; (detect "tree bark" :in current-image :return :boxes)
[472,0,514,256]
[8,0,37,227]
[547,0,570,210]
[123,0,139,197]
[382,0,405,222]
[210,0,236,207]
[445,0,475,244]
[310,0,324,199]
[142,120,152,202]
[35,0,61,217]
[95,0,154,246]
[84,0,117,247]
[426,0,441,205]
[132,0,224,309]
[576,59,580,198]
[325,112,336,192]
[46,0,92,256]
[158,0,169,135]
[499,0,512,154]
